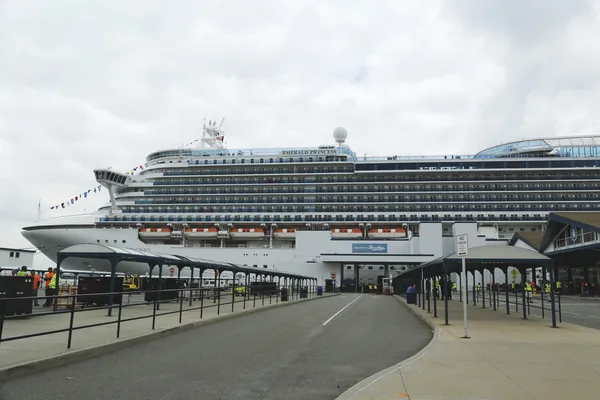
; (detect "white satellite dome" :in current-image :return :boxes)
[333,127,348,144]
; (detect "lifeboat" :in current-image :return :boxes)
[138,227,172,239]
[273,228,296,240]
[229,227,265,240]
[331,228,363,239]
[184,227,218,239]
[367,227,407,239]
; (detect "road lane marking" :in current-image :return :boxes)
[562,310,600,320]
[322,295,362,326]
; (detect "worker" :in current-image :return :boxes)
[452,282,457,294]
[44,267,54,289]
[31,271,41,306]
[545,282,551,294]
[43,268,57,307]
[16,266,28,276]
[526,280,533,302]
[368,284,373,294]
[556,280,562,294]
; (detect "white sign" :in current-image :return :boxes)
[456,234,468,257]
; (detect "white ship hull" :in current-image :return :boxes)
[21,213,464,284]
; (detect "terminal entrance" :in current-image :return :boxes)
[339,264,413,293]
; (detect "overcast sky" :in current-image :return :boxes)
[1,0,600,267]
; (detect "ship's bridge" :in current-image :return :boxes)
[94,169,129,211]
[94,169,128,187]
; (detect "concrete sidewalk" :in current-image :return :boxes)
[0,292,333,379]
[337,296,600,400]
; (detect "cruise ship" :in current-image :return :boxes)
[21,122,600,284]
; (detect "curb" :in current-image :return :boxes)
[394,294,440,331]
[334,295,440,400]
[0,293,339,381]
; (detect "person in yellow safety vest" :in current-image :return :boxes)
[44,269,58,307]
[452,282,457,294]
[556,280,562,294]
[368,284,373,294]
[526,281,533,301]
[373,285,378,294]
[16,266,28,276]
[545,283,551,293]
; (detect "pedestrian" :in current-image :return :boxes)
[43,267,56,307]
[31,271,41,306]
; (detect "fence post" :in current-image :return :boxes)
[558,293,562,323]
[67,296,76,349]
[541,289,545,318]
[152,292,157,330]
[200,288,204,319]
[232,283,235,313]
[179,288,184,324]
[117,299,123,338]
[0,299,5,345]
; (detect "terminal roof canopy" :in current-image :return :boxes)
[403,244,552,278]
[539,212,600,265]
[508,231,544,252]
[541,212,600,251]
[57,243,315,280]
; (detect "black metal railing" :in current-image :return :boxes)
[0,284,317,349]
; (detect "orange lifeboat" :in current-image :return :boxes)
[368,227,407,239]
[184,227,218,239]
[229,227,265,240]
[138,227,172,239]
[273,228,296,240]
[331,228,363,239]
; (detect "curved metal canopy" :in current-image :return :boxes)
[57,243,316,281]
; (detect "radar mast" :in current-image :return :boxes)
[199,118,226,149]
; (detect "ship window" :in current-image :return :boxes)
[96,240,100,243]
[122,240,126,243]
[114,240,118,243]
[9,251,14,258]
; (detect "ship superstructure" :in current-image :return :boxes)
[22,126,600,282]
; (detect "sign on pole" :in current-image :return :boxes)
[456,234,468,257]
[456,234,470,339]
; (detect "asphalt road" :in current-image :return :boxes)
[0,294,432,400]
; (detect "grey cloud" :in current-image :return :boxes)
[2,0,600,266]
